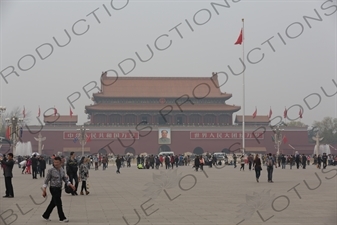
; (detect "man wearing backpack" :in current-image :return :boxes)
[266,153,276,183]
[66,152,79,196]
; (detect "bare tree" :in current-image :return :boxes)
[286,121,308,127]
[311,117,337,145]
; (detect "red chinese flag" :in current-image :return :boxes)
[283,108,287,119]
[268,108,272,119]
[252,107,257,118]
[70,107,73,117]
[54,107,58,116]
[235,29,243,45]
[299,108,303,118]
[282,135,288,143]
[5,126,11,140]
[86,135,91,143]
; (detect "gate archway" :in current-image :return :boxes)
[98,148,107,155]
[193,147,204,155]
[125,147,136,155]
[158,145,171,153]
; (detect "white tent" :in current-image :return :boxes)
[16,141,32,156]
[314,144,331,155]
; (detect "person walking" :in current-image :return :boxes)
[39,156,46,178]
[0,153,15,198]
[233,154,237,168]
[164,155,170,169]
[253,154,262,182]
[240,156,245,171]
[302,154,307,169]
[79,158,90,195]
[116,155,121,174]
[199,156,204,171]
[31,154,38,179]
[289,155,294,169]
[322,153,328,169]
[295,153,300,169]
[248,154,253,171]
[194,156,200,171]
[26,157,31,174]
[266,153,276,183]
[41,156,75,222]
[66,152,79,196]
[281,154,286,169]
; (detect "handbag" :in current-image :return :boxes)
[64,183,72,194]
[86,182,90,189]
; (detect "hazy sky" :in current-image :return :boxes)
[0,0,336,126]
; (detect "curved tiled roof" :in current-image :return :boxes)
[85,103,241,112]
[44,115,78,123]
[94,73,232,99]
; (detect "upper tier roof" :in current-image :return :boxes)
[85,103,241,112]
[44,115,78,123]
[94,72,232,99]
[235,115,270,123]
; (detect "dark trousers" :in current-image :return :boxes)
[40,169,45,178]
[200,164,204,171]
[5,177,14,197]
[117,166,121,173]
[32,166,38,178]
[165,163,169,169]
[43,187,66,220]
[68,173,78,192]
[296,161,300,169]
[240,164,245,171]
[81,181,88,192]
[255,169,261,179]
[267,166,273,181]
[249,162,252,170]
[323,162,327,169]
[302,162,306,169]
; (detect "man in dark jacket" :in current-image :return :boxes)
[32,154,38,179]
[39,156,47,178]
[302,154,307,169]
[322,153,328,169]
[116,155,121,174]
[66,152,79,195]
[295,154,300,169]
[1,153,15,198]
[164,155,170,169]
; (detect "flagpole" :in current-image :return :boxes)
[242,18,245,155]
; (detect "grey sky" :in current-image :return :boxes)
[0,0,336,126]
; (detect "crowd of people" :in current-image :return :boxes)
[1,150,336,223]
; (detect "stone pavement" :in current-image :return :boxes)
[0,163,336,225]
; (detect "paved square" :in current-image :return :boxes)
[0,163,336,225]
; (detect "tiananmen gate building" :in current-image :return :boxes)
[6,73,316,156]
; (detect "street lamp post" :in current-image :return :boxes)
[77,125,89,156]
[0,106,6,135]
[5,116,24,156]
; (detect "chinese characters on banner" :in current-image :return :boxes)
[63,132,139,140]
[190,132,264,139]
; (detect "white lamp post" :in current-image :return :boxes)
[5,116,24,156]
[0,106,6,136]
[77,125,89,156]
